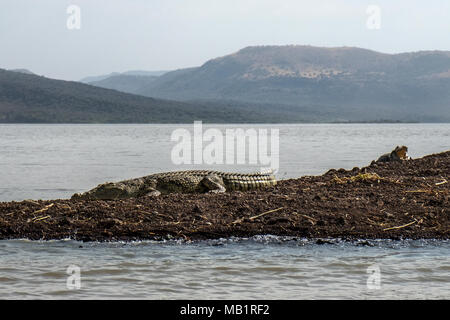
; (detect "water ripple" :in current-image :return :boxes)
[0,237,448,299]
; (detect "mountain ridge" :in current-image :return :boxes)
[2,45,450,123]
[80,70,170,83]
[131,45,450,122]
[0,68,323,123]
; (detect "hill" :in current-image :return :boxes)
[133,46,450,122]
[88,74,159,95]
[9,69,35,75]
[3,45,450,123]
[79,70,169,83]
[0,68,313,123]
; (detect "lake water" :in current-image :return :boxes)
[0,123,449,299]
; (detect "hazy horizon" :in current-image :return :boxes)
[1,0,450,81]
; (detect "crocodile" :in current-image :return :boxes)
[71,170,277,200]
[376,146,410,163]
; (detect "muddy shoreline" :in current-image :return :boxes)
[0,151,448,242]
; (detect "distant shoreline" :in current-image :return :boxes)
[0,120,437,125]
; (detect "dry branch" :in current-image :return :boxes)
[383,219,418,231]
[249,207,284,221]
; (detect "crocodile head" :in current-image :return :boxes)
[72,182,131,200]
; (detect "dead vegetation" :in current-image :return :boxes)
[0,151,449,241]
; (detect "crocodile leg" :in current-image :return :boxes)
[139,186,161,197]
[147,190,162,197]
[139,178,161,197]
[201,174,227,193]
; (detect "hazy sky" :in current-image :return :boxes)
[1,0,449,81]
